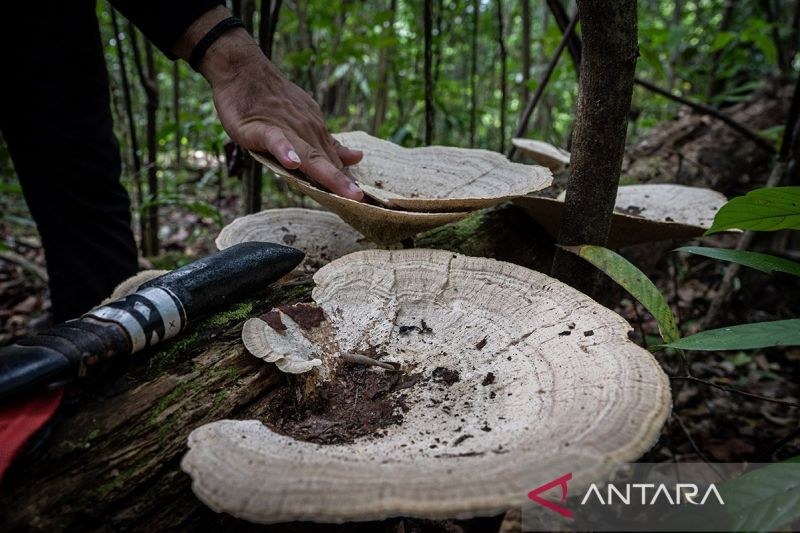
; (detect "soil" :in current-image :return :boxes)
[431,366,460,385]
[260,363,424,445]
[279,303,325,329]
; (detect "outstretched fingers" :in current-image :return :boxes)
[290,136,364,201]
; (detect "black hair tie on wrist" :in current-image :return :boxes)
[189,16,246,71]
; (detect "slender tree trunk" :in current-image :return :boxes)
[759,0,790,74]
[666,0,682,92]
[521,0,531,104]
[173,62,181,168]
[241,0,261,214]
[707,0,736,101]
[129,23,160,256]
[469,0,479,146]
[110,9,146,253]
[551,1,638,296]
[295,1,317,90]
[546,0,582,77]
[424,0,435,145]
[259,0,283,60]
[372,0,398,135]
[495,0,508,153]
[533,1,552,135]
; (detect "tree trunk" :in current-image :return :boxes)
[0,206,552,531]
[371,0,398,135]
[521,0,531,104]
[551,1,638,296]
[110,9,146,254]
[495,0,508,153]
[469,0,479,146]
[546,0,581,77]
[241,0,262,214]
[173,62,181,168]
[130,24,160,256]
[424,0,435,145]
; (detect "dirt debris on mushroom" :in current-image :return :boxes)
[182,249,670,524]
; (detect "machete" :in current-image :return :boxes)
[0,241,304,401]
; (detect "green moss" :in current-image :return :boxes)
[148,381,198,424]
[201,300,254,329]
[89,453,154,500]
[417,212,487,255]
[150,330,199,373]
[58,428,101,453]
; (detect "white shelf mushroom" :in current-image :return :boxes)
[249,131,553,244]
[514,183,730,247]
[216,208,373,273]
[512,138,571,172]
[181,250,670,524]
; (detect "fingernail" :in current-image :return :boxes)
[347,182,363,194]
[287,150,301,163]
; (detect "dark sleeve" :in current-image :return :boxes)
[109,0,225,59]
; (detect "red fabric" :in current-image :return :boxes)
[0,388,63,482]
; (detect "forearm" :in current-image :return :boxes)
[109,0,223,59]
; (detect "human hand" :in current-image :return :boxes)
[175,7,364,201]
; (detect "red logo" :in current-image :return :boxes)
[527,472,573,518]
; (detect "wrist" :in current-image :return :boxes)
[197,29,270,87]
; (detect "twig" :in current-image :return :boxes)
[340,353,400,371]
[673,412,716,467]
[671,375,800,408]
[633,77,776,154]
[0,250,49,282]
[755,425,800,462]
[507,13,579,159]
[543,2,776,155]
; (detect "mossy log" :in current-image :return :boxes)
[0,205,550,532]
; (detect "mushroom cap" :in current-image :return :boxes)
[511,138,571,172]
[514,184,729,247]
[216,208,373,273]
[245,158,470,244]
[251,131,552,213]
[181,250,670,524]
[328,131,553,211]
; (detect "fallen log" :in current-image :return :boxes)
[0,205,552,532]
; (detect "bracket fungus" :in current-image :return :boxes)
[216,208,373,273]
[514,183,729,247]
[250,131,552,244]
[324,131,553,212]
[182,249,670,524]
[511,138,571,172]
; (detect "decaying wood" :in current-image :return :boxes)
[623,80,793,194]
[0,206,552,532]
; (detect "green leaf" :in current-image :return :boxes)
[659,319,800,351]
[706,187,800,234]
[710,458,800,531]
[665,457,800,531]
[675,246,800,277]
[562,245,680,344]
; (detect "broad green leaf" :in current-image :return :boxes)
[562,245,680,344]
[712,458,800,532]
[675,246,800,277]
[665,458,800,531]
[706,187,800,234]
[659,319,800,351]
